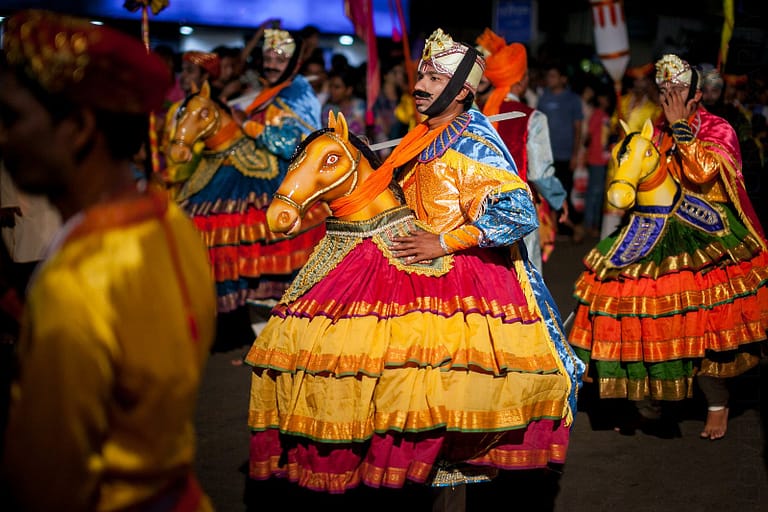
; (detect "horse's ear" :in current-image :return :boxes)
[619,119,631,136]
[327,110,337,130]
[641,118,654,139]
[200,80,211,99]
[335,112,349,141]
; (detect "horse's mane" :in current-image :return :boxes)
[616,131,638,161]
[175,91,233,121]
[289,128,405,202]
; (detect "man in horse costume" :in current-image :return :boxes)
[165,28,326,348]
[244,28,583,510]
[570,54,768,440]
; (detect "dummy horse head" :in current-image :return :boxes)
[606,118,677,210]
[267,111,394,236]
[167,81,241,164]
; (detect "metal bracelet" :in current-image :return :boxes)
[439,233,450,254]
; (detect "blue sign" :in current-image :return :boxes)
[494,0,532,43]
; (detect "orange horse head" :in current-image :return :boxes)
[267,111,377,235]
[167,81,234,164]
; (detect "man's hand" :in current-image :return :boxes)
[390,229,444,263]
[557,201,569,224]
[660,86,694,125]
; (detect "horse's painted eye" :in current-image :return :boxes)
[200,108,210,119]
[326,154,339,166]
[645,148,653,157]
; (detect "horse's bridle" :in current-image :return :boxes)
[273,131,361,216]
[169,96,221,150]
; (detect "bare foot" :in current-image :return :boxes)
[700,407,728,440]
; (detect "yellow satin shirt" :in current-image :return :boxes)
[2,192,217,511]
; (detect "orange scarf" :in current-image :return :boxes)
[329,121,447,217]
[244,81,292,114]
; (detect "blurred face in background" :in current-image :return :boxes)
[544,67,567,91]
[0,70,71,196]
[701,84,722,107]
[303,61,327,94]
[180,61,205,95]
[218,55,239,84]
[326,75,353,105]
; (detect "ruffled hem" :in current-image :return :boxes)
[185,197,327,312]
[571,253,768,356]
[569,197,768,398]
[245,238,574,492]
[248,421,569,493]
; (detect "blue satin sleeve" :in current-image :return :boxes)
[261,122,309,161]
[466,110,585,420]
[475,189,538,248]
[259,76,321,161]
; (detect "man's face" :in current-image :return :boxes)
[701,84,722,106]
[413,63,452,114]
[0,70,71,196]
[180,60,205,94]
[657,83,690,104]
[631,76,651,96]
[262,49,291,86]
[544,68,564,89]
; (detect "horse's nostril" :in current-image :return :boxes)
[168,145,191,164]
[266,208,299,235]
[277,211,293,228]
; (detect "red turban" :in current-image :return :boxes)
[2,9,170,113]
[182,51,221,80]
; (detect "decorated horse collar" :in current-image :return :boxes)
[608,189,727,268]
[418,112,472,162]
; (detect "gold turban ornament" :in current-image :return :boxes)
[655,54,698,88]
[263,29,296,58]
[418,28,485,94]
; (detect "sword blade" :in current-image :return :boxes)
[368,111,526,152]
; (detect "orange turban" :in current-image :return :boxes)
[475,28,527,126]
[723,73,748,87]
[626,62,654,79]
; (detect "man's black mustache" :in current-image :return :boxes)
[413,90,431,99]
[263,68,280,74]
